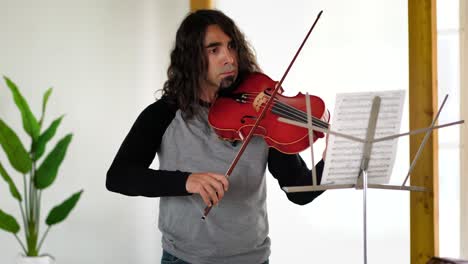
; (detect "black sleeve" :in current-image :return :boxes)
[267,148,325,205]
[106,98,192,197]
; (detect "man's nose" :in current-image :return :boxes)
[222,48,235,64]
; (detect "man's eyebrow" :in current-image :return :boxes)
[205,42,222,48]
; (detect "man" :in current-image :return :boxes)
[106,9,329,264]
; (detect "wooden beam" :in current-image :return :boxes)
[460,0,468,259]
[408,0,439,263]
[190,0,214,11]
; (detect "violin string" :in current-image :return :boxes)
[238,93,310,122]
[240,92,325,125]
[269,99,329,128]
[272,102,329,129]
[259,93,330,128]
[240,96,327,128]
[239,96,307,123]
[247,98,328,129]
[239,93,329,129]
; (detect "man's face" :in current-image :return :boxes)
[201,24,238,92]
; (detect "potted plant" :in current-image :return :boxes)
[0,76,83,263]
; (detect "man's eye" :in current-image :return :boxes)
[229,42,237,50]
[209,48,218,54]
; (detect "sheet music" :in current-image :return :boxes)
[321,90,405,185]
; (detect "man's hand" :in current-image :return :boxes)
[186,172,229,207]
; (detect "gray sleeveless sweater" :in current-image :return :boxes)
[106,97,325,264]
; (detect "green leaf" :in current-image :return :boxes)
[0,161,22,201]
[39,88,53,128]
[0,209,20,234]
[3,76,40,141]
[46,190,83,226]
[32,115,64,161]
[0,119,32,173]
[34,134,72,189]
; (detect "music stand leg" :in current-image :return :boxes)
[362,169,368,264]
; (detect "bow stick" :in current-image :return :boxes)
[202,10,324,219]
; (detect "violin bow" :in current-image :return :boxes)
[202,10,324,219]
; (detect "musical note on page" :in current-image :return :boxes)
[321,90,405,185]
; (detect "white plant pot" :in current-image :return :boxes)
[16,254,55,264]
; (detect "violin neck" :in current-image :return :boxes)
[270,102,329,129]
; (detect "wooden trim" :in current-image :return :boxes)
[190,0,214,11]
[408,0,439,263]
[460,0,468,259]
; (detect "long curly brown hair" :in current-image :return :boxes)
[161,9,261,118]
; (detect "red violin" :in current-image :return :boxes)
[208,72,329,154]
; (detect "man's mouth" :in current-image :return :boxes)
[220,71,235,76]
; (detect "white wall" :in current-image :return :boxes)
[216,0,410,263]
[0,0,188,263]
[436,0,462,259]
[459,0,468,259]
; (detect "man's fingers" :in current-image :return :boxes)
[205,177,225,200]
[208,173,229,191]
[186,172,230,206]
[199,189,212,207]
[203,184,219,206]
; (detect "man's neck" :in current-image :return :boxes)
[199,86,218,103]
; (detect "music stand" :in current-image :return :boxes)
[277,93,464,264]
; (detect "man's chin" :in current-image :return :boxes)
[217,75,240,96]
[219,75,236,89]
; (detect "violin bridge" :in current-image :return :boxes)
[253,92,269,112]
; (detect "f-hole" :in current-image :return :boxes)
[241,115,257,124]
